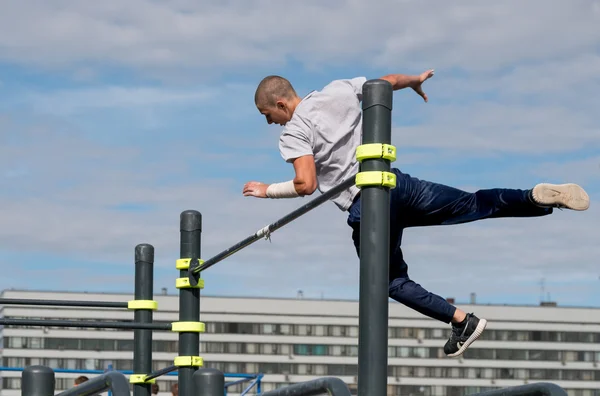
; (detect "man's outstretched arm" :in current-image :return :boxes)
[379,69,434,102]
[242,155,317,198]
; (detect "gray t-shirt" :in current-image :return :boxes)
[278,76,367,211]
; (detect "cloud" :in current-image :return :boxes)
[1,1,598,80]
[20,86,216,116]
[530,156,600,187]
[373,1,600,72]
[0,0,598,310]
[392,101,600,154]
[0,111,597,307]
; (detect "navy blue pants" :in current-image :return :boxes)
[346,168,552,324]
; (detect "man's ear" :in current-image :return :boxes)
[276,100,286,110]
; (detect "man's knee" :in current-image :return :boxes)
[389,274,411,294]
[347,220,361,257]
[389,276,424,307]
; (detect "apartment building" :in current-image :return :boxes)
[1,289,600,396]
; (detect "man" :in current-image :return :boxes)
[74,376,88,386]
[242,70,590,357]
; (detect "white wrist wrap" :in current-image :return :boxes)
[266,180,299,198]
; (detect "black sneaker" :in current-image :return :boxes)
[444,313,487,357]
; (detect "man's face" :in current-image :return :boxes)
[258,100,291,126]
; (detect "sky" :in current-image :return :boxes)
[0,0,599,309]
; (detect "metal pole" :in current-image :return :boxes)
[21,365,55,396]
[357,79,393,396]
[471,383,568,396]
[260,377,351,396]
[0,298,128,308]
[144,365,178,382]
[108,363,114,396]
[193,368,224,396]
[178,210,202,396]
[132,243,155,396]
[0,318,170,330]
[55,371,131,396]
[187,175,356,283]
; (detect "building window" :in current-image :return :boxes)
[262,324,274,334]
[312,345,327,356]
[348,326,358,337]
[244,343,257,354]
[293,344,309,355]
[330,345,343,356]
[279,324,291,335]
[296,324,308,336]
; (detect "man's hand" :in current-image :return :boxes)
[380,69,435,102]
[410,69,434,102]
[243,181,269,198]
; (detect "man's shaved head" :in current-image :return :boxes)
[254,75,298,108]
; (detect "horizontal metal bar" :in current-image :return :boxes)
[261,376,351,396]
[0,367,261,379]
[224,377,253,388]
[0,318,172,331]
[240,376,262,396]
[144,365,178,381]
[55,371,130,396]
[470,382,568,396]
[190,174,356,277]
[0,297,128,309]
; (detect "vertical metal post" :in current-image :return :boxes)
[357,79,393,396]
[21,365,55,396]
[107,363,114,396]
[179,210,202,396]
[132,243,156,396]
[193,368,224,396]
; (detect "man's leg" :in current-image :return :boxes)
[388,168,589,228]
[347,196,485,358]
[387,236,487,358]
[348,202,456,323]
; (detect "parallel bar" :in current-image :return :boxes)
[0,298,128,308]
[178,210,202,396]
[55,371,131,396]
[193,368,224,396]
[1,367,257,380]
[21,365,55,396]
[257,377,262,394]
[144,365,178,381]
[357,79,393,396]
[189,174,356,280]
[0,318,171,331]
[472,383,568,396]
[260,377,351,396]
[133,244,154,396]
[240,376,262,396]
[224,378,252,388]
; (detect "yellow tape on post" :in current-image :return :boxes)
[356,143,396,162]
[176,258,204,270]
[355,171,396,189]
[127,300,158,310]
[174,356,203,367]
[129,374,156,384]
[176,277,204,289]
[171,321,206,333]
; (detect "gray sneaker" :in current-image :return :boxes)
[531,183,590,211]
